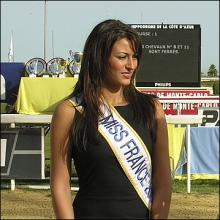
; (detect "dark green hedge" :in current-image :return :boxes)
[212,80,219,95]
[201,80,219,95]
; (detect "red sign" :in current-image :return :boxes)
[160,97,219,115]
[139,88,211,97]
[138,88,219,115]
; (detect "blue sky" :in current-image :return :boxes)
[1,1,219,73]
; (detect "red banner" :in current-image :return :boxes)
[139,88,211,97]
[138,88,219,115]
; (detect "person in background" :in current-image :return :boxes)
[50,19,172,219]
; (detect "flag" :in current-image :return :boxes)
[8,32,14,62]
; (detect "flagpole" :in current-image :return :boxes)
[52,30,54,58]
[12,31,14,61]
[44,0,47,62]
[8,31,14,62]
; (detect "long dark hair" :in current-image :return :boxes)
[70,19,156,150]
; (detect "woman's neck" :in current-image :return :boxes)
[101,87,128,106]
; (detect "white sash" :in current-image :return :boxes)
[69,98,152,210]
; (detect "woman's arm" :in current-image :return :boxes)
[151,100,172,219]
[50,100,75,219]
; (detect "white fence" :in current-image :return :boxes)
[1,97,219,192]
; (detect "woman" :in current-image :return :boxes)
[50,19,172,219]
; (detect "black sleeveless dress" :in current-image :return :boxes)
[71,104,156,219]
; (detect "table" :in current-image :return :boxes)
[15,77,78,114]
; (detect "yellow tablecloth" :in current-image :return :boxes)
[167,124,185,175]
[15,77,78,114]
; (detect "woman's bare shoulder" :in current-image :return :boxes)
[154,98,166,120]
[52,99,76,125]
